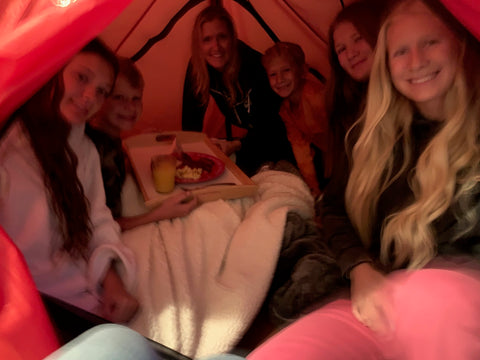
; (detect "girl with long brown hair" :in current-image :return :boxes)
[0,39,138,323]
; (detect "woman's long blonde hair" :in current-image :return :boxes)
[345,0,480,269]
[190,6,241,107]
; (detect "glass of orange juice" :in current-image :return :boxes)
[151,154,177,193]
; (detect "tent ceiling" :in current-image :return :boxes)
[1,0,478,132]
[99,0,357,135]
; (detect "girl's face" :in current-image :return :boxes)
[100,75,143,133]
[387,1,460,120]
[200,18,233,71]
[266,55,299,99]
[60,52,114,125]
[333,21,374,81]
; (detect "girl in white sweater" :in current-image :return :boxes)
[0,39,138,323]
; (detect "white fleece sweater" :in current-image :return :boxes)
[0,121,136,314]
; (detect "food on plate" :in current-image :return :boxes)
[179,152,215,172]
[176,165,203,180]
[175,153,217,180]
[173,152,224,183]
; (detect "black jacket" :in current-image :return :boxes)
[182,40,294,176]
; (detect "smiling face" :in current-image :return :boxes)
[265,55,300,99]
[60,52,114,125]
[333,21,374,82]
[200,18,233,71]
[387,1,460,120]
[99,75,143,134]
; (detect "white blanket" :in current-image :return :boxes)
[121,170,314,358]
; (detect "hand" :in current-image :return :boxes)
[211,139,242,156]
[151,191,198,220]
[349,262,393,333]
[101,267,139,323]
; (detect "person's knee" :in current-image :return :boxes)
[393,268,480,330]
[385,267,480,359]
[85,324,143,343]
[48,324,158,360]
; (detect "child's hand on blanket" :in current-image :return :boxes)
[117,191,198,230]
[101,266,139,323]
[150,191,198,220]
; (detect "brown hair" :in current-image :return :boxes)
[12,38,118,260]
[325,0,387,143]
[118,56,144,91]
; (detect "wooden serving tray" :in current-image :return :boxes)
[123,131,258,207]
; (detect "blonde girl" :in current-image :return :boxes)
[248,1,480,358]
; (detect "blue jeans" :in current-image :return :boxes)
[45,324,160,360]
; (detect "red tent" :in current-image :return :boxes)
[0,0,479,357]
[2,0,478,134]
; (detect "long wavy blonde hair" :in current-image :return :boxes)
[345,0,480,269]
[190,6,241,107]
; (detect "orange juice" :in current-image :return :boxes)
[151,154,177,193]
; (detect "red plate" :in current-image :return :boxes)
[175,152,225,184]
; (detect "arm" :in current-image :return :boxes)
[320,146,372,277]
[182,61,206,131]
[81,140,137,311]
[304,78,330,154]
[281,110,321,196]
[321,141,392,332]
[349,262,392,333]
[101,262,139,323]
[210,138,242,157]
[116,191,198,231]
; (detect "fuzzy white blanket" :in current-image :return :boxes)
[121,170,314,358]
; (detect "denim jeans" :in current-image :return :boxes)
[45,324,160,360]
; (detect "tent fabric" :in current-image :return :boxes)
[441,0,480,41]
[1,0,480,131]
[0,0,480,355]
[98,0,480,136]
[101,0,353,136]
[0,0,132,125]
[0,228,59,360]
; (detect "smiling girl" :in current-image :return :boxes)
[248,0,480,358]
[0,39,138,323]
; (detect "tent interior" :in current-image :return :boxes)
[99,0,353,136]
[1,0,480,359]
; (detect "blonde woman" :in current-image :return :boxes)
[247,0,480,359]
[182,6,294,176]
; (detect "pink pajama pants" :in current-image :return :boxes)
[248,260,480,360]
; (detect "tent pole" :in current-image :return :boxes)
[114,0,158,53]
[129,0,325,83]
[131,0,205,61]
[234,0,279,42]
